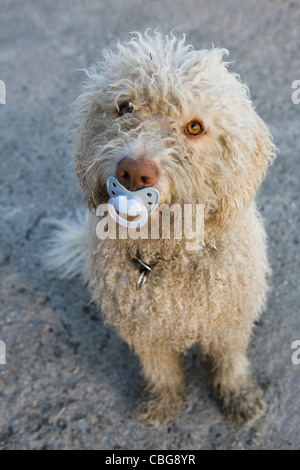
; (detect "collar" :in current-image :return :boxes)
[128,243,218,291]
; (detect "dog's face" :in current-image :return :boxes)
[74,32,275,228]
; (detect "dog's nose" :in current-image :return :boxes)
[116,157,159,190]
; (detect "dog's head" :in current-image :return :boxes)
[74,31,275,229]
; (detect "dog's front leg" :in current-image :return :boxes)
[132,340,185,426]
[206,342,266,424]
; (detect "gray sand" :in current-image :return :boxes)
[0,0,299,450]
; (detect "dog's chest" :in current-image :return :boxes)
[89,240,231,348]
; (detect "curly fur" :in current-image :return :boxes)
[51,31,276,425]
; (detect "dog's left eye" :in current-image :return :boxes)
[185,121,204,136]
[118,102,134,116]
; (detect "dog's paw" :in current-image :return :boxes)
[219,384,266,425]
[135,387,182,426]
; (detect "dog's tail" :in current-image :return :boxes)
[44,211,89,281]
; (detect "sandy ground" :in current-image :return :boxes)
[0,0,300,450]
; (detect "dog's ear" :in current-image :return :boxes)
[215,110,276,229]
[72,72,109,212]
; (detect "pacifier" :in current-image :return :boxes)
[107,176,160,229]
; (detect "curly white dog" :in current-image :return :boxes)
[47,31,276,425]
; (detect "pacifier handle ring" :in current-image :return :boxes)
[107,200,149,229]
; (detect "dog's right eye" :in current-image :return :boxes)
[118,102,134,116]
[185,120,204,136]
